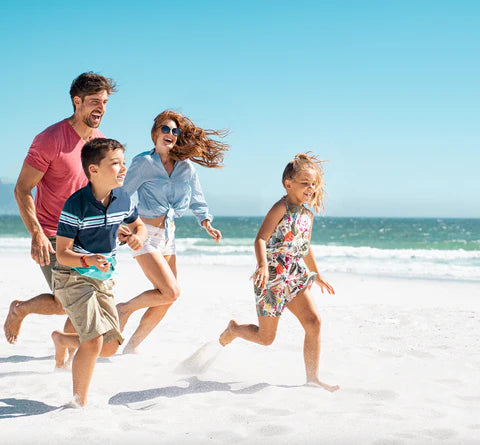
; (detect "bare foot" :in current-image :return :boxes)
[122,343,140,355]
[4,300,25,344]
[306,379,340,392]
[219,320,238,346]
[116,303,131,332]
[51,330,69,369]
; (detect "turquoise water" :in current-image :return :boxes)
[2,215,480,250]
[1,215,479,281]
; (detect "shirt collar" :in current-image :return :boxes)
[84,182,118,209]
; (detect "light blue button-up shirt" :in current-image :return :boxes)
[122,149,213,239]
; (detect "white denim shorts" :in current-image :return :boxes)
[132,223,176,257]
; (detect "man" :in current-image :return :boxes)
[4,72,117,344]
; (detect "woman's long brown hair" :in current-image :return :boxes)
[151,110,230,168]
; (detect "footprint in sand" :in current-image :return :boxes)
[422,428,458,440]
[256,423,292,437]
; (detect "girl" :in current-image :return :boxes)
[219,153,339,392]
[117,110,229,353]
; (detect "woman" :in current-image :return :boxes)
[117,110,229,353]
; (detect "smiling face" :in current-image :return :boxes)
[89,148,127,189]
[73,90,109,128]
[284,168,318,206]
[154,119,179,154]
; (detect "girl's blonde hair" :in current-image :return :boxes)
[151,110,230,168]
[282,152,326,213]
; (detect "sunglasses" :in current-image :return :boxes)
[160,125,181,137]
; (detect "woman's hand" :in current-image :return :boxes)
[202,220,222,242]
[126,234,143,250]
[315,276,335,294]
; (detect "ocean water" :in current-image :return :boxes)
[1,215,479,281]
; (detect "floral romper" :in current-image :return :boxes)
[255,198,317,317]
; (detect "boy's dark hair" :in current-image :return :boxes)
[81,138,125,179]
[70,72,117,110]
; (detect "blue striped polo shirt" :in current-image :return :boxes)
[57,182,138,258]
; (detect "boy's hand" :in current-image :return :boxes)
[315,276,335,294]
[126,234,143,251]
[251,264,269,290]
[86,254,110,272]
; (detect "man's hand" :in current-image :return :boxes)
[31,231,55,266]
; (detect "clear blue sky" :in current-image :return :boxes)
[1,0,479,217]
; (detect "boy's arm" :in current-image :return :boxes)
[56,236,110,272]
[251,200,286,290]
[124,218,147,250]
[303,216,335,295]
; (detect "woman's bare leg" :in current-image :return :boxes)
[120,253,180,354]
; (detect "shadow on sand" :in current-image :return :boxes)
[0,398,58,419]
[109,376,299,407]
[0,355,54,363]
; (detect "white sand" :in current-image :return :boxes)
[1,252,480,444]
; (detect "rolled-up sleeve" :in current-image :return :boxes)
[189,170,213,225]
[123,156,146,197]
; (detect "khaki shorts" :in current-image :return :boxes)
[53,265,124,345]
[40,236,57,291]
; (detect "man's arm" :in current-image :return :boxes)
[14,162,54,266]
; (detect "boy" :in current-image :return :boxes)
[51,138,146,407]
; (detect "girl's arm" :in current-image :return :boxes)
[55,236,110,272]
[303,214,335,294]
[251,200,286,290]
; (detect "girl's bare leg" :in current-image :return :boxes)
[287,289,340,392]
[121,254,179,354]
[219,316,280,346]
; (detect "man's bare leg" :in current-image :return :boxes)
[4,293,65,344]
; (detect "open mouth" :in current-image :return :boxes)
[91,112,102,123]
[164,137,174,144]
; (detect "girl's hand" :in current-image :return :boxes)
[127,234,143,251]
[86,254,110,272]
[250,264,269,290]
[203,221,222,243]
[315,276,335,294]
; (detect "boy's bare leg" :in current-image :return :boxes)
[71,336,103,406]
[51,330,80,369]
[219,316,279,346]
[122,303,172,354]
[287,290,340,392]
[4,294,65,344]
[63,318,78,367]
